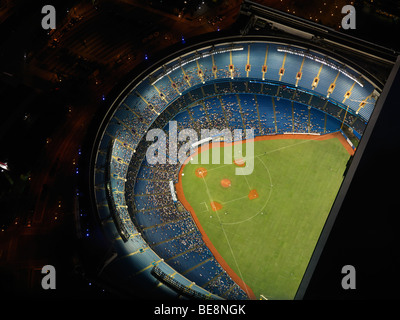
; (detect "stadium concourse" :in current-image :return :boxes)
[89,37,379,300]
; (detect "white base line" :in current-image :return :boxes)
[199,201,209,212]
[200,176,250,297]
[221,195,248,205]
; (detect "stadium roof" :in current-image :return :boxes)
[239,0,399,89]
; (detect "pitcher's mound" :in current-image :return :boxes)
[234,158,246,167]
[195,167,208,178]
[220,179,231,188]
[248,189,259,200]
[210,201,223,211]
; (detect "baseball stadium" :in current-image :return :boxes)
[86,3,393,300]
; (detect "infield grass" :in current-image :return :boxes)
[180,135,350,300]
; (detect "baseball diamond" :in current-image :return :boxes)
[91,32,381,300]
[176,133,352,299]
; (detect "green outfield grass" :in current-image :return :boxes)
[180,136,350,300]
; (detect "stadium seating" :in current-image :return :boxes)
[93,40,379,300]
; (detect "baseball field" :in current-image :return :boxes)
[176,132,353,300]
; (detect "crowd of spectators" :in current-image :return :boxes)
[99,43,374,299]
